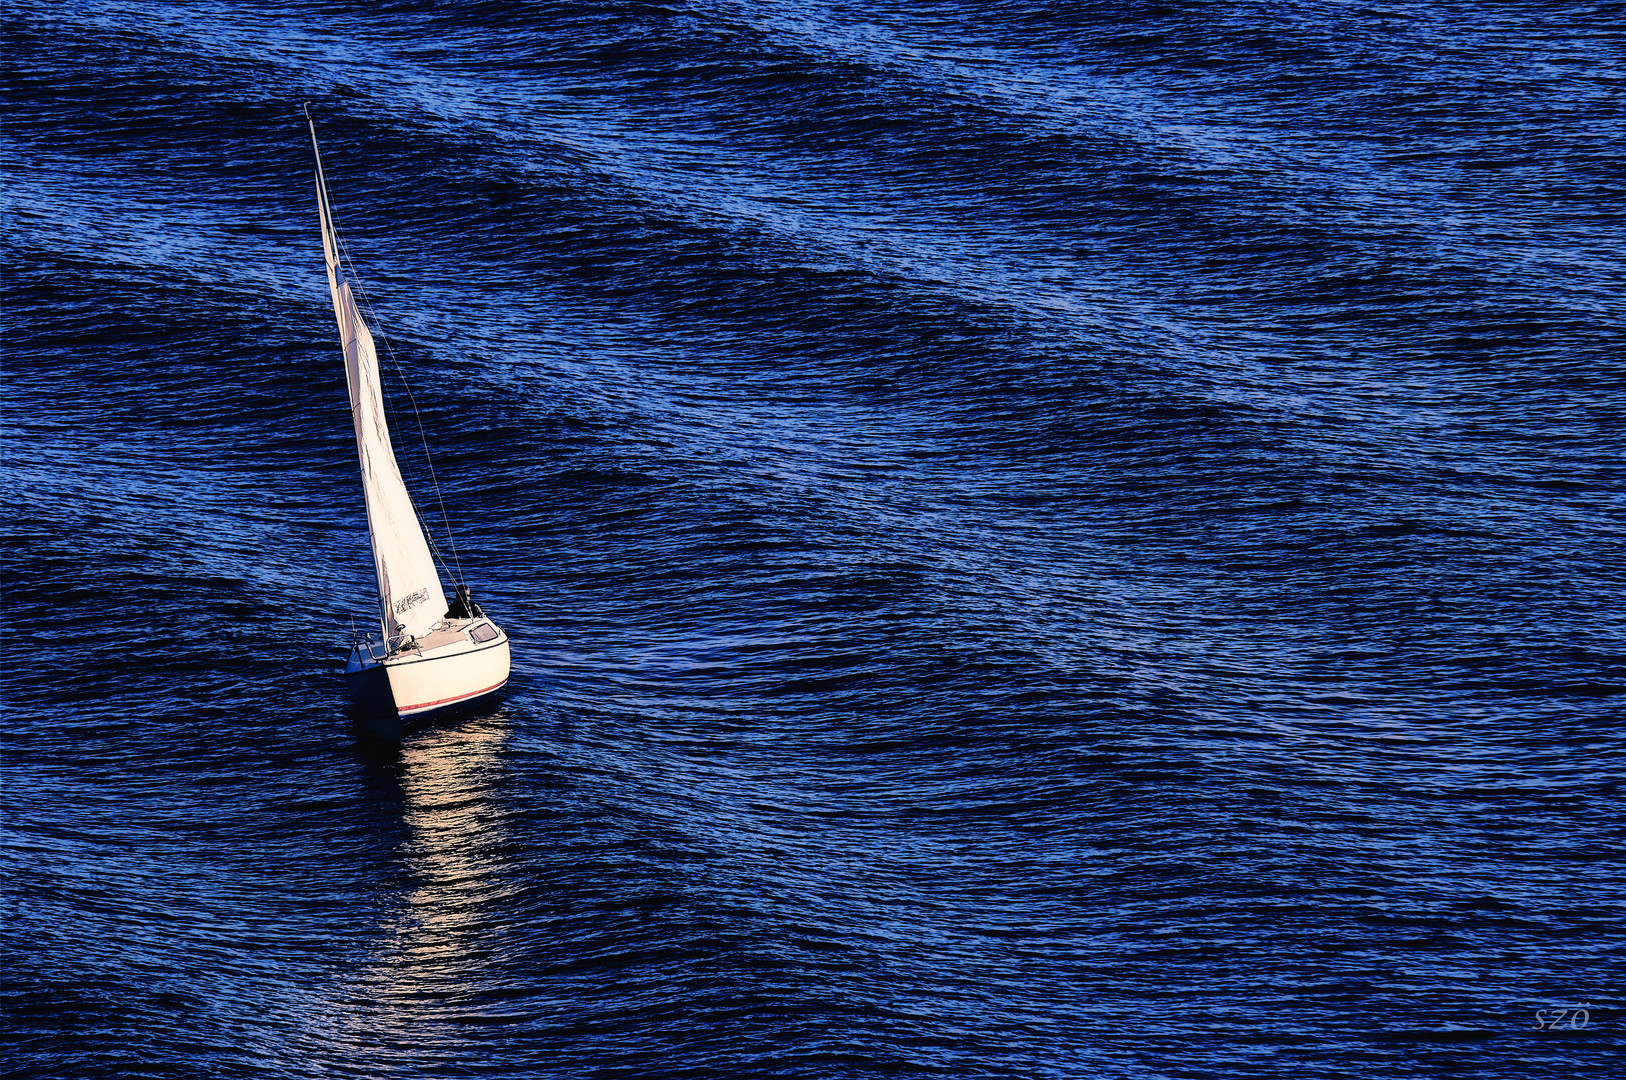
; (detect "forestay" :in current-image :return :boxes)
[309,120,445,644]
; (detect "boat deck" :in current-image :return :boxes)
[351,618,491,668]
[399,621,475,655]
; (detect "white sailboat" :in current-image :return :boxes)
[307,111,510,733]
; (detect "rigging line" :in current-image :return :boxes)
[414,514,457,582]
[334,233,467,588]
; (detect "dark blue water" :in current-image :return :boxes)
[4,2,1622,1077]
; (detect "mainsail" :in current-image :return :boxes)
[309,119,446,644]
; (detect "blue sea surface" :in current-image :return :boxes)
[3,2,1623,1077]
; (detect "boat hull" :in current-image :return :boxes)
[346,618,510,737]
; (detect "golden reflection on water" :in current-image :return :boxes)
[371,712,514,1015]
[291,713,529,1069]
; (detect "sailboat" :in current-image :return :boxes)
[307,110,510,734]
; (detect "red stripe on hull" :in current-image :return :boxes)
[397,678,509,717]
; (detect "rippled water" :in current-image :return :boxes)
[4,2,1623,1077]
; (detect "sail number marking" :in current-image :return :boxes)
[394,589,431,616]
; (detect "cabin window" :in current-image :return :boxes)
[470,623,498,644]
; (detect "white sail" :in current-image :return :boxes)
[310,121,446,644]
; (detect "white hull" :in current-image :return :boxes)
[346,617,511,724]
